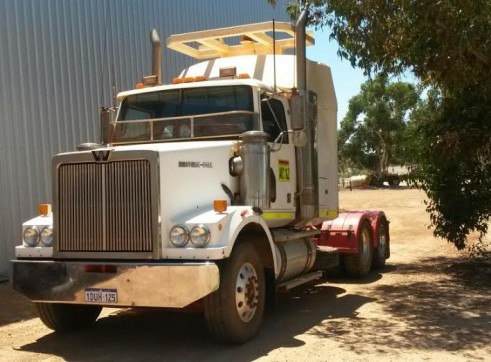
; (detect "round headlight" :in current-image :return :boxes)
[40,226,54,246]
[169,225,189,247]
[23,226,40,247]
[190,225,211,247]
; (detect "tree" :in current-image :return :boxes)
[339,75,418,175]
[276,0,491,250]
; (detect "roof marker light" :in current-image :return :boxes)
[219,67,236,77]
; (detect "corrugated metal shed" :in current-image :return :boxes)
[0,0,290,278]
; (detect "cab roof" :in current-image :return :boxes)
[117,78,273,100]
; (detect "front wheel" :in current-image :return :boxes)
[36,303,102,332]
[343,220,373,278]
[204,241,265,344]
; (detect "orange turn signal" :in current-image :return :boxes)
[39,203,52,216]
[135,82,145,89]
[173,76,207,84]
[214,200,228,213]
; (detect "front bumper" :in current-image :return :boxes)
[11,260,219,308]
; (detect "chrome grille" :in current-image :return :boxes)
[57,160,153,252]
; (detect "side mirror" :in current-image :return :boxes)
[290,93,305,130]
[100,107,113,145]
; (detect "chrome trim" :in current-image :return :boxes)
[40,226,54,246]
[52,150,160,259]
[111,110,258,145]
[169,224,189,247]
[23,226,40,247]
[189,224,211,247]
[12,260,219,308]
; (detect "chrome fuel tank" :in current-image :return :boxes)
[275,238,316,282]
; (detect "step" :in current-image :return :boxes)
[277,271,323,291]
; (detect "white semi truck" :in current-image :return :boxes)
[12,10,390,344]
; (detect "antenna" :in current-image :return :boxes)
[273,19,277,95]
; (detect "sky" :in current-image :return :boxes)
[307,28,367,122]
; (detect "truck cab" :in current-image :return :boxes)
[113,76,298,228]
[12,12,389,344]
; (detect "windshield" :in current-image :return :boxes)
[112,85,255,143]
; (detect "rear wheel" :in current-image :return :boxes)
[36,303,102,332]
[343,220,373,278]
[389,177,400,187]
[204,241,265,344]
[372,218,389,269]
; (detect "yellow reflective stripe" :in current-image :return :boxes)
[262,212,294,220]
[319,209,338,218]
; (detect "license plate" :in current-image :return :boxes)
[84,288,118,304]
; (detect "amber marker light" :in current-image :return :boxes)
[214,200,227,213]
[135,83,145,89]
[39,203,52,216]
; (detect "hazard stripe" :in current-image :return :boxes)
[262,212,294,220]
[319,209,338,218]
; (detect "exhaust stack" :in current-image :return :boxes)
[151,29,162,84]
[295,9,308,93]
[294,8,319,224]
[142,29,162,86]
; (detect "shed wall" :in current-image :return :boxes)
[0,0,290,278]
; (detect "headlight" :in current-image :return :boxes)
[23,226,40,247]
[169,225,189,247]
[190,225,211,247]
[40,226,54,246]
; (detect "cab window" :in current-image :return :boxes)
[261,97,288,143]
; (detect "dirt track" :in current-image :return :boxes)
[1,188,490,361]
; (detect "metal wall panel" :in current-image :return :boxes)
[0,0,290,278]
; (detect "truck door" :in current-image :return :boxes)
[260,95,296,227]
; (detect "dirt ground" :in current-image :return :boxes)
[1,188,490,361]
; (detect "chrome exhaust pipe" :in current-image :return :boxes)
[294,8,318,224]
[295,8,308,92]
[150,29,162,84]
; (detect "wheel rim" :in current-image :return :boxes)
[378,223,387,257]
[361,227,371,265]
[235,262,259,323]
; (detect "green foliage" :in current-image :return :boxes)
[338,75,418,175]
[306,1,491,92]
[280,0,491,250]
[409,87,491,249]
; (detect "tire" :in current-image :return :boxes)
[369,175,383,187]
[372,218,389,269]
[343,220,373,278]
[204,241,265,344]
[389,178,400,187]
[36,303,102,332]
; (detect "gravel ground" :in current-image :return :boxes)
[1,188,490,361]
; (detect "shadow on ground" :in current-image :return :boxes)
[11,254,491,361]
[312,254,491,358]
[16,283,374,361]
